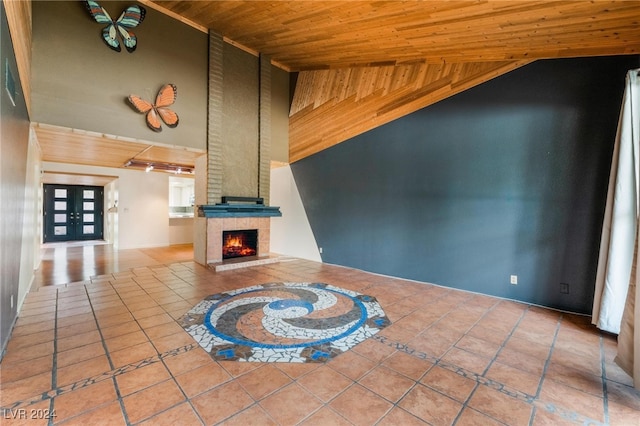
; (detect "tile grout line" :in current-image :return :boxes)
[12,262,619,426]
[365,344,433,425]
[371,333,534,399]
[150,307,208,423]
[599,335,610,425]
[83,282,132,426]
[48,289,59,426]
[372,331,605,426]
[265,278,471,423]
[451,301,532,425]
[0,343,200,413]
[107,272,173,425]
[526,311,562,426]
[532,313,561,400]
[527,314,584,426]
[186,273,358,424]
[112,268,207,425]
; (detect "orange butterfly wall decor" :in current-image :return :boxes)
[127,84,179,132]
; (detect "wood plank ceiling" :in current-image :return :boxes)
[150,1,640,70]
[34,123,205,177]
[149,0,640,162]
[8,1,640,168]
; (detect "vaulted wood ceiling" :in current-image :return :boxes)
[7,1,640,169]
[148,0,640,161]
[149,1,640,71]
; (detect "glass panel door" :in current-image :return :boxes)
[51,188,71,239]
[43,185,104,242]
[78,187,102,240]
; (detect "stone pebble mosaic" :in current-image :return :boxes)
[179,282,390,363]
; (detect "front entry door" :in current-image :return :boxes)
[43,185,104,243]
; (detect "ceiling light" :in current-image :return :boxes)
[123,159,194,174]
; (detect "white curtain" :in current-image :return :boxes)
[616,223,639,389]
[592,69,639,389]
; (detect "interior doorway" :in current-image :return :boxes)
[43,184,104,243]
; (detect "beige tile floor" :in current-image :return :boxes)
[1,245,639,425]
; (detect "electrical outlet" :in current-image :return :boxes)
[560,282,569,294]
[510,275,518,285]
[319,247,323,254]
[10,294,14,309]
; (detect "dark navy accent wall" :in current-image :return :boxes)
[291,56,640,314]
[1,2,30,354]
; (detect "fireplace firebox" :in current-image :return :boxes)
[222,229,258,260]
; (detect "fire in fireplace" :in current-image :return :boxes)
[222,229,258,260]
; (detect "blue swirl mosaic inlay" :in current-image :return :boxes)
[268,299,314,312]
[179,282,390,363]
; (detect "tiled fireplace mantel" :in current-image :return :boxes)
[199,203,282,218]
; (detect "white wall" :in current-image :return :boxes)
[270,165,322,262]
[18,130,42,308]
[104,180,118,247]
[43,162,171,249]
[169,218,194,245]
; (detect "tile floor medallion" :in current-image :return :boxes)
[179,282,390,362]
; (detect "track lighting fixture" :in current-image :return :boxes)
[123,159,194,174]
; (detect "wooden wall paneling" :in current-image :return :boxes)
[3,0,31,116]
[289,59,532,162]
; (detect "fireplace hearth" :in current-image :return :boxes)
[222,229,258,260]
[199,199,280,267]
